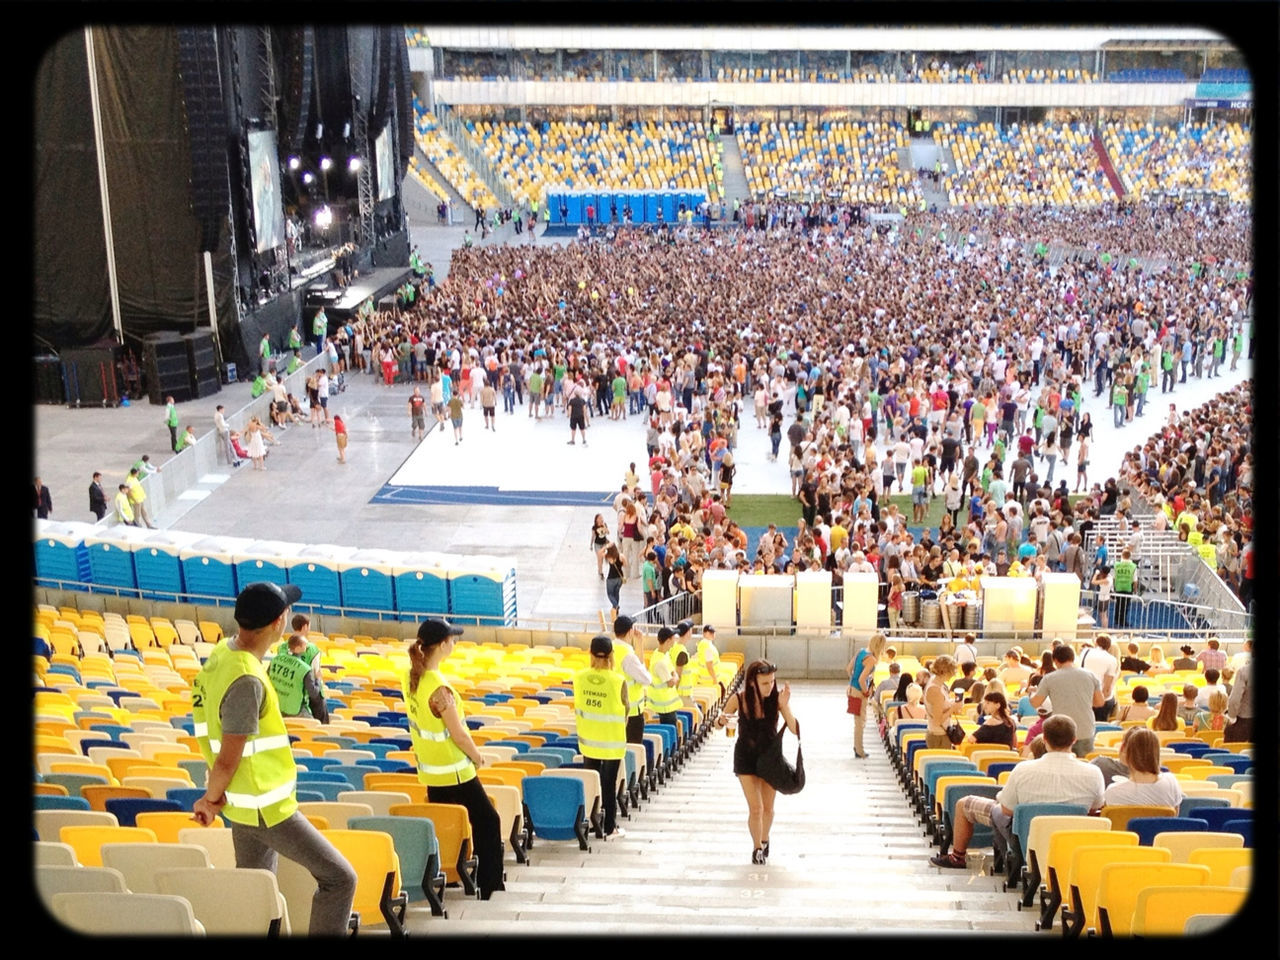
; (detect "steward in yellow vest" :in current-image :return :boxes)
[613,614,654,745]
[647,626,682,721]
[574,634,629,837]
[191,582,356,935]
[403,618,506,900]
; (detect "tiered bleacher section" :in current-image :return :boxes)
[407,155,451,206]
[736,120,920,206]
[469,120,723,210]
[412,101,500,214]
[935,121,1111,207]
[1101,121,1252,204]
[1200,68,1250,84]
[1107,68,1188,83]
[713,66,892,83]
[34,601,745,934]
[878,643,1252,936]
[997,68,1096,83]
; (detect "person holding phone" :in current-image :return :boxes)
[715,659,798,864]
[845,633,887,758]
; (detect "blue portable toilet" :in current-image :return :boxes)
[179,535,250,606]
[447,554,517,627]
[34,519,93,590]
[391,551,452,622]
[233,540,299,592]
[660,191,677,222]
[133,529,204,602]
[546,192,562,222]
[565,192,584,224]
[597,191,615,222]
[676,191,692,216]
[288,544,353,616]
[339,549,397,618]
[643,191,660,222]
[82,525,151,597]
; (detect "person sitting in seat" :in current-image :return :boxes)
[929,714,1104,870]
[1116,685,1157,723]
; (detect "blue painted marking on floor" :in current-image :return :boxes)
[373,484,616,507]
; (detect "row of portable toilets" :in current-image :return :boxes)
[547,190,709,225]
[34,521,517,626]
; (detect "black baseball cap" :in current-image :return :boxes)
[417,618,464,646]
[675,618,694,636]
[657,625,675,643]
[234,582,303,630]
[589,634,614,657]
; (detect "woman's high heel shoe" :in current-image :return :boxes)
[752,848,765,865]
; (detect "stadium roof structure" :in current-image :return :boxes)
[416,26,1229,53]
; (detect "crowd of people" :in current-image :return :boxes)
[281,196,1252,624]
[1121,380,1254,607]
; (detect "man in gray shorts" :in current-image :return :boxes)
[192,582,357,935]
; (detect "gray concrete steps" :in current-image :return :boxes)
[719,133,751,207]
[380,681,1034,936]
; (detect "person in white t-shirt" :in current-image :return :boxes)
[953,633,977,667]
[1078,634,1119,722]
[1102,727,1183,809]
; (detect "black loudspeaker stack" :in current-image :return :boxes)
[183,331,222,399]
[60,343,122,407]
[144,332,193,405]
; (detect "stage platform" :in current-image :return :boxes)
[307,267,413,322]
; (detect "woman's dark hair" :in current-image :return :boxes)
[894,672,913,703]
[741,659,779,734]
[984,690,1014,727]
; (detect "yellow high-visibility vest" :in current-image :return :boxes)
[647,649,681,713]
[613,638,645,717]
[403,669,476,787]
[573,667,626,760]
[193,640,298,827]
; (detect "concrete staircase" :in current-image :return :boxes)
[719,133,751,207]
[412,150,472,223]
[903,136,952,208]
[401,681,1035,935]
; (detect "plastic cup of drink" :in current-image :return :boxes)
[726,714,738,738]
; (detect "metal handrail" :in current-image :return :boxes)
[434,101,515,209]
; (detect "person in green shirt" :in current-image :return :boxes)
[175,424,197,452]
[448,393,464,444]
[1210,332,1225,378]
[286,351,303,375]
[1161,345,1176,394]
[1230,327,1243,371]
[910,459,930,522]
[259,333,271,374]
[611,373,627,420]
[1111,381,1127,428]
[311,308,327,356]
[1111,548,1137,628]
[287,325,302,353]
[164,396,180,451]
[1134,366,1149,418]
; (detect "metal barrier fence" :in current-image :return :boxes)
[104,352,330,530]
[1077,587,1252,639]
[630,590,701,626]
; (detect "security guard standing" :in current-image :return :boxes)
[697,623,725,699]
[672,619,698,713]
[612,615,653,746]
[574,635,629,839]
[403,618,505,900]
[647,626,682,732]
[267,633,329,722]
[192,582,356,936]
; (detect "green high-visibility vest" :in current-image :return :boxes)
[266,650,311,717]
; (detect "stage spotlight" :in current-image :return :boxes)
[320,156,333,171]
[314,205,333,230]
[348,157,361,172]
[288,156,300,171]
[302,172,315,185]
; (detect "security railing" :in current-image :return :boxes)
[630,590,701,626]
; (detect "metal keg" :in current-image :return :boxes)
[963,601,981,630]
[901,590,921,623]
[921,600,942,630]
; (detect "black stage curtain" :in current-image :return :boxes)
[33,30,112,348]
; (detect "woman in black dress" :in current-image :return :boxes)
[715,659,798,864]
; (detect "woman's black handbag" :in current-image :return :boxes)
[755,720,805,795]
[945,721,967,746]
